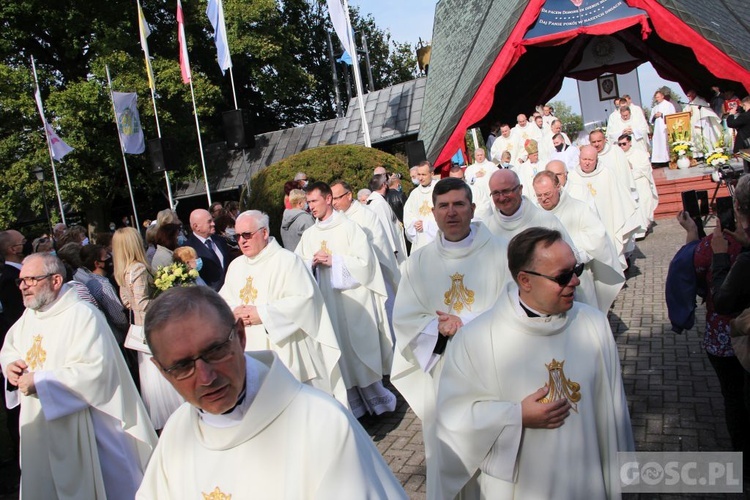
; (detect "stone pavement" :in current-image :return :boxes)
[0,217,744,499]
[359,217,745,499]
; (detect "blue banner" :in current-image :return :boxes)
[524,0,646,40]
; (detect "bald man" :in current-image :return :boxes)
[187,209,232,290]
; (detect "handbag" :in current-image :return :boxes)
[730,307,750,372]
[123,269,152,354]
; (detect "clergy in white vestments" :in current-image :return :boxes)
[546,159,599,215]
[512,139,543,201]
[534,169,625,312]
[549,133,579,171]
[219,210,346,406]
[490,123,517,163]
[618,134,659,236]
[296,182,396,417]
[650,90,677,163]
[541,119,571,159]
[567,146,641,270]
[434,228,634,499]
[622,94,647,123]
[607,105,651,152]
[590,129,639,201]
[391,178,510,495]
[367,174,407,263]
[485,169,599,310]
[465,148,498,220]
[684,89,724,153]
[0,254,157,500]
[510,114,543,166]
[541,104,557,131]
[403,161,439,251]
[137,286,407,499]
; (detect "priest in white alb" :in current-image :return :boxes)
[296,182,396,417]
[137,286,407,499]
[650,89,676,164]
[1,253,157,499]
[392,178,510,495]
[533,168,625,312]
[567,146,642,269]
[490,123,517,164]
[512,139,543,201]
[219,210,345,405]
[684,89,723,154]
[404,161,439,251]
[618,134,659,237]
[435,228,634,499]
[366,174,407,263]
[607,105,650,152]
[464,148,498,221]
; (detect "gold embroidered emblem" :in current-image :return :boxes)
[587,183,597,197]
[319,241,331,255]
[202,487,231,500]
[26,335,46,370]
[239,276,258,305]
[443,273,475,314]
[418,200,432,216]
[540,358,581,413]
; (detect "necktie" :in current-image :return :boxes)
[205,239,214,251]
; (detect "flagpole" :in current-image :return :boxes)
[341,0,371,147]
[138,0,175,210]
[105,65,141,229]
[188,79,212,206]
[228,66,238,110]
[31,56,67,225]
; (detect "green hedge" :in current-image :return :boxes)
[246,145,410,239]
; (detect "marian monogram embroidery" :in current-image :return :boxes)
[587,183,597,197]
[418,200,432,216]
[443,273,475,314]
[540,359,581,413]
[202,487,231,500]
[26,335,46,370]
[239,276,258,305]
[319,241,331,255]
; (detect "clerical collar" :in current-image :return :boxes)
[441,225,475,249]
[519,298,549,318]
[318,211,336,226]
[199,355,259,428]
[497,199,526,222]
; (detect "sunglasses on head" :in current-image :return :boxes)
[522,262,585,287]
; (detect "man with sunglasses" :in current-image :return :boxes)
[435,227,634,499]
[218,210,345,406]
[138,286,406,498]
[0,253,157,498]
[618,134,659,238]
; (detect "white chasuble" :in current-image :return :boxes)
[685,98,723,152]
[365,190,408,263]
[511,160,541,202]
[403,180,438,251]
[490,134,516,163]
[607,113,651,152]
[137,352,407,500]
[598,142,638,202]
[295,212,392,389]
[219,237,345,405]
[465,160,498,221]
[0,285,157,500]
[568,165,641,269]
[650,100,676,163]
[549,191,626,312]
[434,282,634,500]
[624,146,659,229]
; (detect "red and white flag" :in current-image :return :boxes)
[45,122,74,160]
[177,0,192,84]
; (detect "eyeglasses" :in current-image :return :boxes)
[160,325,237,380]
[618,142,629,146]
[521,262,584,287]
[332,191,351,201]
[536,190,556,201]
[491,185,521,197]
[15,273,54,288]
[237,228,265,240]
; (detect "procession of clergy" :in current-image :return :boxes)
[1,97,681,498]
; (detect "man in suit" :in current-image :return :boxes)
[0,229,25,491]
[187,209,231,291]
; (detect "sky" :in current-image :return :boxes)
[349,0,684,113]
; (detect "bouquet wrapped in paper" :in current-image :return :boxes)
[153,262,200,297]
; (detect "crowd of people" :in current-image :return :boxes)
[0,92,748,498]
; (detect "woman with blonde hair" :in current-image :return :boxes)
[113,227,182,431]
[173,246,207,286]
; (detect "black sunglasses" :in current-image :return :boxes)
[521,262,584,287]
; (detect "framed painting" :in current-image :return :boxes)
[597,74,619,101]
[665,111,692,142]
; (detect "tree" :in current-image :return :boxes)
[548,100,583,139]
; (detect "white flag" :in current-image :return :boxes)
[206,0,233,74]
[112,92,145,154]
[45,122,74,160]
[327,0,357,57]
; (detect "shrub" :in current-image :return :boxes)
[246,145,410,239]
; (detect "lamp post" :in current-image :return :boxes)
[32,166,52,235]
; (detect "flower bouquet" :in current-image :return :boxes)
[706,147,730,168]
[153,262,200,297]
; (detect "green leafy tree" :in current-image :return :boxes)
[548,100,583,139]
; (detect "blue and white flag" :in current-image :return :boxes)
[112,92,145,154]
[206,0,233,74]
[327,0,357,58]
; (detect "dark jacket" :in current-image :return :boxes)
[186,233,231,291]
[0,264,23,340]
[712,250,750,316]
[665,240,701,333]
[727,110,750,153]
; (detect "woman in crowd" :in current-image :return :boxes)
[113,227,182,431]
[151,223,180,270]
[173,246,207,286]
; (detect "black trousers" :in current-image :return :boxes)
[707,352,750,455]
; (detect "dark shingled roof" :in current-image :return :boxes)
[175,78,426,199]
[420,0,750,164]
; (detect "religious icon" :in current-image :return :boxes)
[240,276,258,305]
[597,74,619,102]
[444,273,475,314]
[202,486,232,500]
[418,200,432,217]
[26,335,47,370]
[540,358,581,412]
